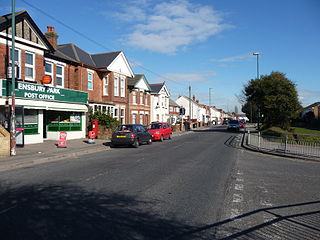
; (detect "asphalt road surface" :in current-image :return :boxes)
[0,126,319,239]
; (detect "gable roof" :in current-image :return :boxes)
[149,83,164,94]
[58,43,96,66]
[169,99,180,107]
[304,102,320,110]
[91,51,121,68]
[178,95,202,107]
[0,11,54,52]
[128,74,151,91]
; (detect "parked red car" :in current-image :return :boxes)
[148,122,172,141]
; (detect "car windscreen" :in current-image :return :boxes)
[150,123,162,129]
[229,120,239,124]
[116,125,133,132]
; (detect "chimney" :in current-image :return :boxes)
[196,100,199,103]
[192,95,195,101]
[45,26,58,50]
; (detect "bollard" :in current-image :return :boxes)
[247,130,250,145]
[258,131,261,150]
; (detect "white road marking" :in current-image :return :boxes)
[260,199,273,207]
[234,183,244,191]
[236,177,244,182]
[230,208,241,218]
[232,193,243,203]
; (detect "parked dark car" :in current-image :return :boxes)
[110,124,152,148]
[227,120,241,131]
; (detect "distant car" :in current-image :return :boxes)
[148,122,172,141]
[111,124,152,148]
[222,119,228,125]
[227,120,241,131]
[239,119,246,128]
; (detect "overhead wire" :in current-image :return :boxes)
[19,0,189,91]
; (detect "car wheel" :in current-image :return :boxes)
[147,138,152,145]
[132,139,139,148]
[110,142,115,148]
[160,135,164,142]
[168,134,172,140]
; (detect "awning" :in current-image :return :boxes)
[3,98,88,112]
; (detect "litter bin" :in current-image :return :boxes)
[16,127,24,147]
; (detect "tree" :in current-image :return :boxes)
[242,72,301,129]
[89,111,120,131]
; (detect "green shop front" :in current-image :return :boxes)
[0,79,88,144]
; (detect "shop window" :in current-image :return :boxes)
[24,109,39,135]
[25,52,35,81]
[47,111,82,132]
[56,65,64,87]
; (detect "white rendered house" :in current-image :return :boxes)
[150,83,170,122]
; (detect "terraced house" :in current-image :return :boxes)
[127,74,152,125]
[54,41,134,124]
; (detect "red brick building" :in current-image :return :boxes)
[0,11,89,144]
[127,74,151,125]
[54,43,134,124]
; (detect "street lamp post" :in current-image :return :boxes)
[10,0,16,156]
[253,52,260,130]
[209,88,213,107]
[253,52,260,79]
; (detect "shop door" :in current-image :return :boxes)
[43,110,47,139]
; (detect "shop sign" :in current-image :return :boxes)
[1,79,88,104]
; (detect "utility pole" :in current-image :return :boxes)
[189,86,191,121]
[10,0,16,156]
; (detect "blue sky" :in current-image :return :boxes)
[1,0,320,112]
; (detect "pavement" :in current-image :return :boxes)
[0,129,196,172]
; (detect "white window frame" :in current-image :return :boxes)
[145,94,148,105]
[44,61,53,86]
[114,108,119,120]
[103,75,109,96]
[132,113,137,124]
[140,114,143,124]
[120,108,125,124]
[140,91,144,105]
[132,91,137,104]
[114,74,119,96]
[87,71,93,90]
[9,48,21,79]
[56,65,64,88]
[25,51,35,81]
[120,76,125,97]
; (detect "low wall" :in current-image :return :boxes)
[97,125,113,140]
[0,126,10,158]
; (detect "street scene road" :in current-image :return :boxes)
[1,126,319,239]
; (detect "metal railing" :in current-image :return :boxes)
[246,131,320,159]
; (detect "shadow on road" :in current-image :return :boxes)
[0,183,319,239]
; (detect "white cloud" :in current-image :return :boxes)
[213,53,253,63]
[298,89,320,107]
[114,0,230,54]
